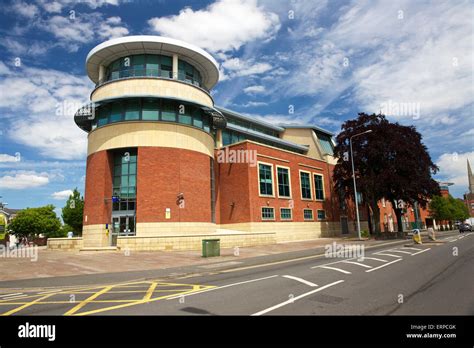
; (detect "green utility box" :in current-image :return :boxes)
[202,239,220,257]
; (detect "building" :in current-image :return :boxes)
[463,160,474,217]
[56,35,372,251]
[0,205,21,232]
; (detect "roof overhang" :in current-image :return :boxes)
[86,35,220,90]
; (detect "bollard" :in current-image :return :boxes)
[412,229,422,244]
[427,227,436,241]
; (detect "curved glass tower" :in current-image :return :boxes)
[75,36,225,249]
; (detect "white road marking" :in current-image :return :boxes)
[38,290,61,294]
[358,257,388,263]
[401,247,423,251]
[1,294,28,300]
[0,293,23,298]
[410,248,431,256]
[166,275,279,300]
[373,252,403,258]
[366,259,403,273]
[341,260,372,268]
[314,266,352,274]
[386,249,414,255]
[282,275,317,287]
[251,280,344,316]
[459,235,465,239]
[449,239,459,242]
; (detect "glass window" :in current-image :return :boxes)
[178,104,192,125]
[120,56,132,78]
[146,55,159,76]
[109,103,123,123]
[261,207,274,220]
[142,99,159,120]
[125,100,140,120]
[280,208,292,220]
[317,210,326,220]
[303,209,313,220]
[222,130,231,146]
[277,167,290,198]
[132,55,145,76]
[314,174,324,200]
[203,114,210,132]
[97,106,109,126]
[160,55,172,78]
[162,100,176,121]
[192,108,203,128]
[259,163,273,196]
[300,172,312,199]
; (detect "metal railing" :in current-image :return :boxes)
[95,68,207,92]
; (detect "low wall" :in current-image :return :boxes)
[117,232,276,251]
[47,237,83,251]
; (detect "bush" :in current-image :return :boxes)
[361,229,370,238]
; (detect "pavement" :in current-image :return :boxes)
[0,229,471,315]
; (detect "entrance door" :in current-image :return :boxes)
[341,217,349,234]
[110,215,135,246]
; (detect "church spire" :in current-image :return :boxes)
[468,159,474,194]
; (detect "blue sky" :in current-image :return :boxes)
[0,0,473,215]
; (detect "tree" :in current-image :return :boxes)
[61,188,84,235]
[8,205,61,239]
[429,195,469,222]
[333,113,440,233]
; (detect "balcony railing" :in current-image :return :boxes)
[95,68,208,92]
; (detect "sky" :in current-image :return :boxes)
[0,0,473,216]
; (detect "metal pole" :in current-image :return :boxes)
[350,137,362,240]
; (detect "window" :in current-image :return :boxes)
[97,106,109,126]
[314,174,324,200]
[280,208,292,220]
[160,55,172,78]
[300,172,312,199]
[192,108,203,128]
[261,207,275,220]
[277,167,291,198]
[132,55,145,77]
[161,100,176,121]
[142,99,159,120]
[178,104,192,125]
[303,209,313,220]
[125,100,140,120]
[317,133,334,155]
[317,210,326,220]
[113,150,137,200]
[146,55,159,76]
[259,163,273,196]
[109,103,122,123]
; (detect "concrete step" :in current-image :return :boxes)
[79,246,120,252]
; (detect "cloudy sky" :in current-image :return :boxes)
[0,0,472,212]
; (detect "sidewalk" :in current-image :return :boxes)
[0,231,459,282]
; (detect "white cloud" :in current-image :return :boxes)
[243,85,265,94]
[148,0,280,53]
[51,189,73,200]
[435,151,474,195]
[0,62,92,160]
[0,171,50,189]
[99,17,129,39]
[10,1,39,18]
[220,57,272,81]
[36,0,122,13]
[0,154,20,163]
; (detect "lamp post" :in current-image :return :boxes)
[350,129,373,240]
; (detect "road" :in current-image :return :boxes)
[0,231,472,316]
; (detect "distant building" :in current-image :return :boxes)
[0,206,21,231]
[463,160,474,217]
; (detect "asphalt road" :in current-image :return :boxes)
[0,231,472,316]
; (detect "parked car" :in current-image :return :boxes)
[459,223,471,233]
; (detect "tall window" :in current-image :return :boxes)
[300,172,312,199]
[161,100,176,121]
[277,167,291,198]
[142,99,159,120]
[259,163,273,196]
[113,150,137,202]
[317,210,326,220]
[314,174,324,200]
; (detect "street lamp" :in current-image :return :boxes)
[350,129,373,240]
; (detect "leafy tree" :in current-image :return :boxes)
[429,195,469,222]
[7,205,61,238]
[333,113,440,233]
[61,188,84,235]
